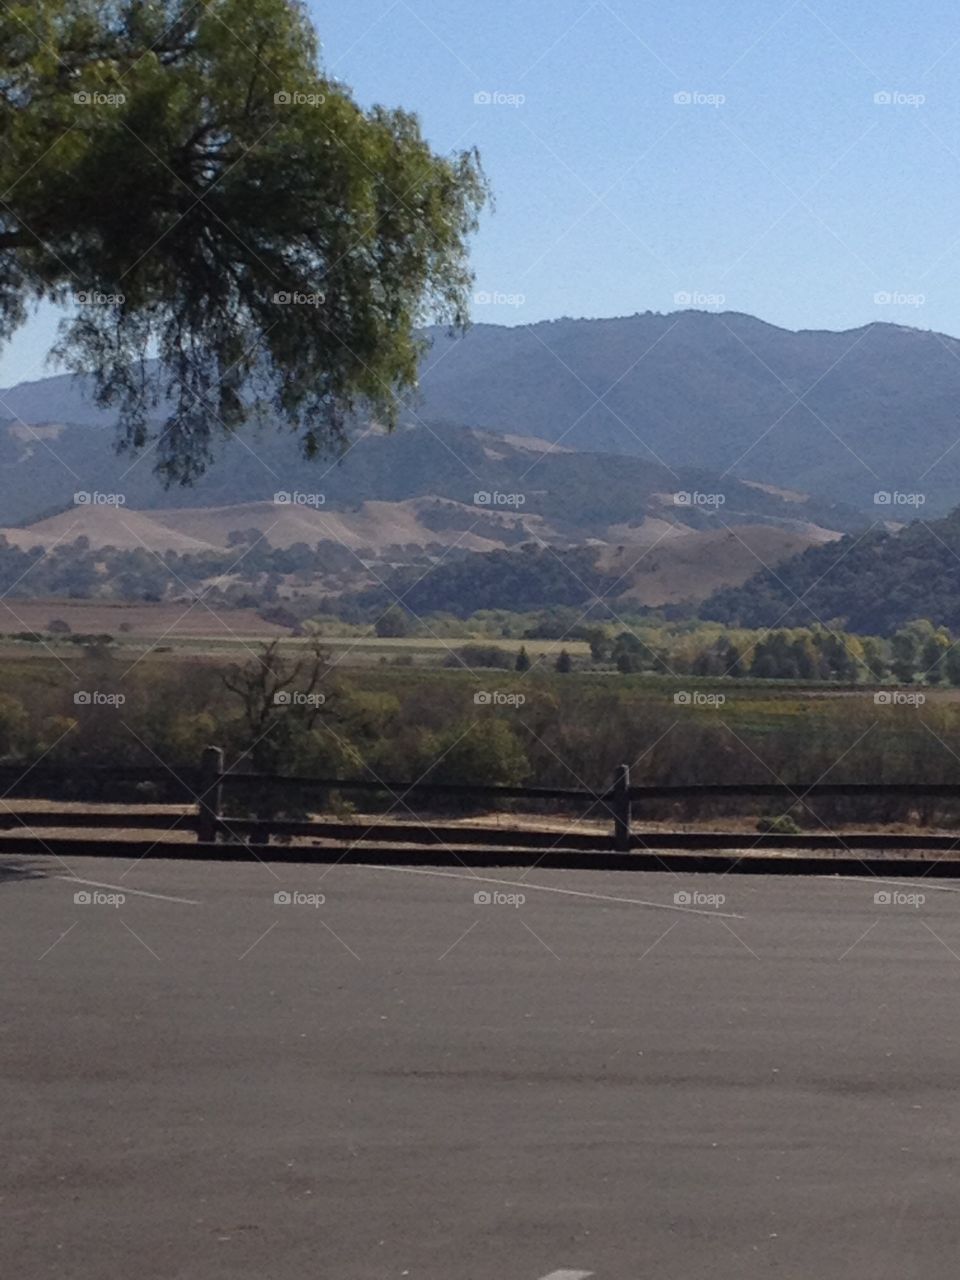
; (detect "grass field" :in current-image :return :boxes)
[0,600,593,665]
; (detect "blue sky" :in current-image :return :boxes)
[4,0,960,385]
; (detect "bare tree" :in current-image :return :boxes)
[221,640,331,738]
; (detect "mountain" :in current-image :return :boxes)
[4,310,960,517]
[700,508,960,635]
[414,312,960,515]
[20,309,951,615]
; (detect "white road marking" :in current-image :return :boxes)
[832,875,960,895]
[56,876,200,905]
[363,864,744,917]
[538,1271,594,1279]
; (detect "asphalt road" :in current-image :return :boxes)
[4,853,960,1279]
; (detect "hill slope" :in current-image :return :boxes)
[0,415,858,536]
[701,508,960,634]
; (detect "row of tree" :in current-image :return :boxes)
[608,620,959,684]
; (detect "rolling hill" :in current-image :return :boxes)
[0,412,858,545]
[0,463,852,618]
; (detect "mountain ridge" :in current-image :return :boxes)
[4,309,960,515]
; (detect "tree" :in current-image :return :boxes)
[612,631,664,674]
[718,638,743,677]
[692,636,743,678]
[861,637,889,682]
[921,628,950,684]
[945,643,960,687]
[412,720,529,788]
[0,693,29,758]
[221,638,329,745]
[890,620,934,683]
[555,648,573,673]
[515,645,531,673]
[0,1,488,484]
[586,628,611,662]
[790,635,816,680]
[374,607,412,639]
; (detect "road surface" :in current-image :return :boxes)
[3,854,960,1278]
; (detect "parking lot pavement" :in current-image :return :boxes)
[5,854,960,1279]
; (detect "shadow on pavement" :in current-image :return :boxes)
[0,857,47,884]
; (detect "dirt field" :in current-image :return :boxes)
[0,599,291,639]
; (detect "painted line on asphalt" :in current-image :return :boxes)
[538,1271,594,1279]
[56,876,200,905]
[832,875,960,894]
[364,864,744,917]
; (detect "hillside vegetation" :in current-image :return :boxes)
[702,508,960,635]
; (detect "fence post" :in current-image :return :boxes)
[613,763,631,851]
[198,745,224,844]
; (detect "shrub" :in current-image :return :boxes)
[756,813,801,835]
[443,644,512,670]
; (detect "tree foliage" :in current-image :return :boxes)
[0,0,488,482]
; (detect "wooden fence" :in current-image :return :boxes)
[1,747,960,873]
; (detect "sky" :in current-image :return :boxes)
[5,0,960,385]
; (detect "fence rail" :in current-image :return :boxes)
[0,749,959,868]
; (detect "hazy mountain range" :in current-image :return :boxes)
[3,309,959,513]
[415,311,960,514]
[0,309,952,614]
